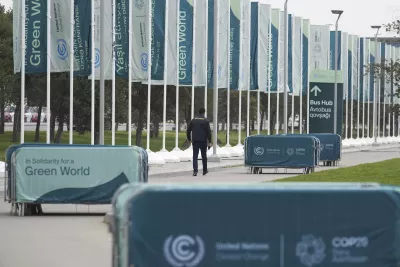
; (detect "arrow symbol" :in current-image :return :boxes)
[311,86,321,97]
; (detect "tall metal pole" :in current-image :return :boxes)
[20,0,26,144]
[212,0,219,157]
[111,0,116,145]
[332,10,343,135]
[47,0,52,144]
[283,0,288,134]
[99,0,105,145]
[333,22,339,134]
[372,26,381,144]
[69,0,74,145]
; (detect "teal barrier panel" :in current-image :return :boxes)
[281,133,341,162]
[110,184,138,267]
[115,183,400,267]
[244,135,319,169]
[11,146,147,204]
[4,144,148,202]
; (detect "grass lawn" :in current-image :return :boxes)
[0,129,269,162]
[276,158,400,186]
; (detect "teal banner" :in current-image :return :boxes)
[229,0,240,90]
[207,0,214,88]
[178,0,194,85]
[348,48,352,100]
[270,10,279,92]
[329,31,342,71]
[250,2,258,90]
[74,0,92,76]
[118,184,400,267]
[302,22,309,96]
[359,38,364,101]
[115,0,129,77]
[12,146,145,203]
[288,14,293,93]
[151,0,166,80]
[24,0,47,74]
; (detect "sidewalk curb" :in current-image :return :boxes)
[148,145,399,178]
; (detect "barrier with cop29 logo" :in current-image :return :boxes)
[7,145,148,216]
[111,183,400,267]
[280,133,342,166]
[244,135,320,174]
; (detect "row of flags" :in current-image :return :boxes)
[13,0,400,102]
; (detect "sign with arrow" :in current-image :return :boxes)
[310,85,321,97]
[309,70,344,134]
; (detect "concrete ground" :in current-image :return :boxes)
[0,144,398,267]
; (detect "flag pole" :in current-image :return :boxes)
[246,2,250,138]
[291,16,295,134]
[91,0,95,145]
[99,0,105,145]
[161,0,169,152]
[267,8,271,135]
[191,0,196,120]
[211,0,220,160]
[47,0,51,144]
[204,0,208,117]
[174,0,180,151]
[69,0,74,144]
[237,0,243,145]
[356,38,360,139]
[226,0,231,145]
[299,18,303,134]
[306,21,310,134]
[146,0,152,151]
[256,3,260,135]
[20,0,26,144]
[128,0,132,146]
[111,0,116,145]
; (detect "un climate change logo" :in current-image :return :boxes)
[135,0,146,10]
[57,39,68,60]
[296,235,326,267]
[95,48,101,68]
[287,148,294,156]
[141,53,148,71]
[254,147,264,156]
[164,235,205,267]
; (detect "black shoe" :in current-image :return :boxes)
[203,170,209,176]
[193,172,198,176]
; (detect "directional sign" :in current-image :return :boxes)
[309,70,344,135]
[310,85,321,97]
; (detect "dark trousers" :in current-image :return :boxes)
[193,142,207,172]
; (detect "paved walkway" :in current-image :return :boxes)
[0,144,399,267]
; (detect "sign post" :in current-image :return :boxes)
[309,70,344,135]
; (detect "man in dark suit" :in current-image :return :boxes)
[187,108,212,176]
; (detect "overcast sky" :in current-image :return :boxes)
[2,0,400,37]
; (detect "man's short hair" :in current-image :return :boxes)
[199,108,206,114]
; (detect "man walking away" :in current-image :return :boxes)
[187,108,212,176]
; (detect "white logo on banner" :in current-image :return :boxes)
[141,53,148,71]
[164,235,205,267]
[254,147,264,156]
[296,235,326,267]
[134,0,146,10]
[287,148,294,156]
[320,144,324,151]
[57,39,68,60]
[95,48,101,68]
